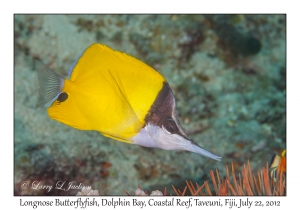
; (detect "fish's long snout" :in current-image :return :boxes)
[140,124,222,161]
[188,139,222,161]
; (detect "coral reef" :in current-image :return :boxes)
[173,161,285,196]
[124,184,166,196]
[205,15,261,58]
[129,32,163,65]
[14,14,286,195]
[126,160,286,196]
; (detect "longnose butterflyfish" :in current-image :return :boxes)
[35,43,221,161]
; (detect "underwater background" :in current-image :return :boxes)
[14,14,286,195]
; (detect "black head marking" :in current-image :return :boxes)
[57,92,68,102]
[145,82,188,139]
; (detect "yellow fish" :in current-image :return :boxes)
[36,43,221,161]
[269,149,286,181]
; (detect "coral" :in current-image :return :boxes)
[202,15,263,68]
[177,23,205,64]
[124,184,167,196]
[134,188,148,196]
[172,161,285,196]
[125,160,286,196]
[110,31,123,44]
[75,18,94,32]
[206,15,261,57]
[150,190,163,196]
[14,141,111,195]
[14,142,55,180]
[129,33,163,65]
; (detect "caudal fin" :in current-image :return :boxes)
[35,59,64,106]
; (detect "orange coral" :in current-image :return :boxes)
[172,161,285,196]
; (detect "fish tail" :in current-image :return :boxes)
[34,59,65,106]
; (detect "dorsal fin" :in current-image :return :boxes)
[35,59,64,106]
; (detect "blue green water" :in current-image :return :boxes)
[14,14,286,195]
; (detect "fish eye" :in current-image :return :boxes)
[57,92,68,102]
[162,119,177,134]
